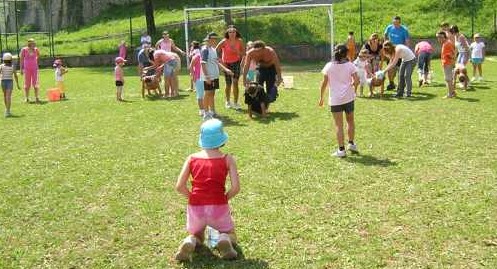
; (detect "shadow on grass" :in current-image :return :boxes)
[454,96,479,102]
[181,244,269,269]
[216,114,247,127]
[28,100,49,105]
[254,111,299,124]
[344,153,397,167]
[404,91,437,102]
[4,114,25,119]
[470,85,491,90]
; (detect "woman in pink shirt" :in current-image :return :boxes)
[216,26,245,110]
[319,44,359,158]
[414,40,433,86]
[19,38,40,103]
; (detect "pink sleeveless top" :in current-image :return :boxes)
[221,39,243,64]
[21,47,39,71]
[188,156,228,205]
[157,39,172,52]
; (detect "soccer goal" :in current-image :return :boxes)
[182,3,334,66]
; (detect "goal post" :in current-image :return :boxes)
[183,3,334,67]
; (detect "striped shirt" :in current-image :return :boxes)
[0,64,14,80]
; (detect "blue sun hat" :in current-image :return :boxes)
[199,119,228,149]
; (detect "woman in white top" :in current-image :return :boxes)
[450,25,470,65]
[381,41,416,97]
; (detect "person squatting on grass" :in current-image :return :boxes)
[201,32,233,120]
[53,59,68,99]
[114,57,126,102]
[0,53,20,117]
[470,33,485,82]
[188,41,205,117]
[242,40,282,105]
[379,41,416,98]
[319,44,360,158]
[437,31,457,98]
[175,118,240,262]
[216,25,245,111]
[19,38,41,103]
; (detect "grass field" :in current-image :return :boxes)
[1,59,496,268]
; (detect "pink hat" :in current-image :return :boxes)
[115,57,126,64]
[53,59,62,66]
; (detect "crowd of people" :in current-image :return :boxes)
[0,18,489,263]
[130,26,283,121]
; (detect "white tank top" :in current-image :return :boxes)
[396,44,416,61]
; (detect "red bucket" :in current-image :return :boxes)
[47,88,61,102]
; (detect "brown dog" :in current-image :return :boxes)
[141,73,162,98]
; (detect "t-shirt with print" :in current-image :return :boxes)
[200,45,220,81]
[321,61,357,106]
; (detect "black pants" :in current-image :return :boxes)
[257,65,277,103]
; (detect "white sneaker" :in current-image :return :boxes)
[217,234,237,260]
[332,149,346,158]
[478,76,484,81]
[225,101,232,109]
[232,103,242,110]
[174,237,196,262]
[203,111,213,121]
[348,143,359,153]
[471,77,476,82]
[199,109,205,116]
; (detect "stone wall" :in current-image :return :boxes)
[36,38,497,68]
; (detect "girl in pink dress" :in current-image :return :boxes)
[19,38,40,103]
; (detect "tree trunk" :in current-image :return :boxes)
[223,0,232,25]
[143,0,156,36]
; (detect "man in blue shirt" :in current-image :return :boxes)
[383,16,411,91]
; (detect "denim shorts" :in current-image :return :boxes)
[163,59,178,77]
[1,80,13,91]
[471,58,483,64]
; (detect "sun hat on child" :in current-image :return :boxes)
[198,119,228,149]
[2,53,12,61]
[115,57,126,64]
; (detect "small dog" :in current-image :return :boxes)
[368,76,385,98]
[244,82,268,119]
[141,69,162,98]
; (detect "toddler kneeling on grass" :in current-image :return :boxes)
[174,119,240,262]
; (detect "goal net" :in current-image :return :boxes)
[183,3,334,66]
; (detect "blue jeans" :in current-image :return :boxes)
[397,59,416,96]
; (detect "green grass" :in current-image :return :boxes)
[1,59,497,268]
[8,0,495,57]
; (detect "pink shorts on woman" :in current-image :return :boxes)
[186,204,234,234]
[24,68,39,89]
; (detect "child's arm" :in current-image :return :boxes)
[319,75,328,107]
[175,156,192,198]
[225,155,240,200]
[352,72,360,88]
[13,70,20,90]
[61,66,68,74]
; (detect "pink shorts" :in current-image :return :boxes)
[186,204,234,234]
[24,68,39,89]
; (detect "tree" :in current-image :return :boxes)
[143,0,156,36]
